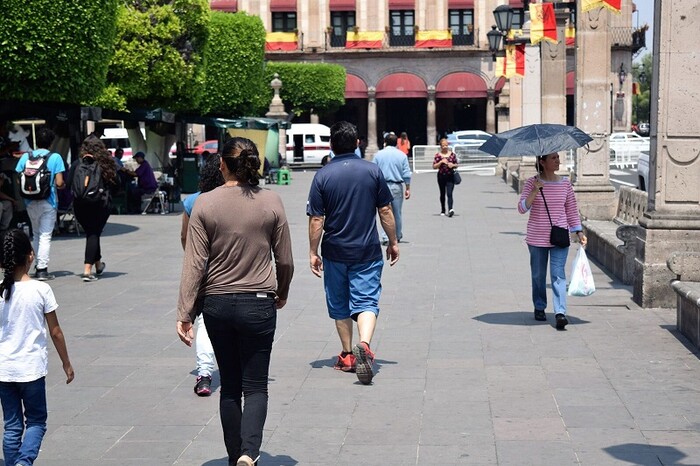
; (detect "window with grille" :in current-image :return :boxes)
[330,11,356,47]
[389,10,415,46]
[272,12,297,32]
[449,9,474,46]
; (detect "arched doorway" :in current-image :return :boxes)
[435,72,488,139]
[376,73,428,146]
[332,74,369,139]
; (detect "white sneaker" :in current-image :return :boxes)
[440,212,446,216]
[448,209,454,217]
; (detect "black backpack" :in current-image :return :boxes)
[71,158,106,204]
[20,152,52,200]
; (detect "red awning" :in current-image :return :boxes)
[210,0,237,11]
[270,0,296,12]
[389,0,415,9]
[330,0,356,11]
[345,74,368,99]
[435,72,487,98]
[567,71,575,96]
[448,0,475,8]
[376,73,427,98]
[509,0,524,7]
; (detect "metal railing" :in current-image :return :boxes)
[411,144,497,174]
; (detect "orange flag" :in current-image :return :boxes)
[529,3,557,45]
[582,0,621,13]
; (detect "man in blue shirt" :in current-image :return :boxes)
[15,127,66,280]
[372,132,411,243]
[307,121,399,385]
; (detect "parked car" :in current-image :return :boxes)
[446,130,492,146]
[191,140,219,156]
[608,132,650,168]
[637,150,649,191]
[636,122,650,137]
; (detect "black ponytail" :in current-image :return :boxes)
[221,137,261,186]
[0,229,33,301]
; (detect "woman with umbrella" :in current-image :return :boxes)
[517,152,587,329]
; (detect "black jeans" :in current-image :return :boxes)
[73,201,110,264]
[203,293,276,462]
[437,173,455,213]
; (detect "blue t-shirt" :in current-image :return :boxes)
[182,191,201,216]
[15,149,66,209]
[306,153,393,263]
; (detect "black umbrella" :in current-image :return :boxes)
[478,124,593,157]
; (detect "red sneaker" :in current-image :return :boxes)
[352,342,375,384]
[333,352,356,372]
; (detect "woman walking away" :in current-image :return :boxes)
[180,155,225,397]
[0,229,74,466]
[68,136,117,282]
[433,138,458,217]
[177,137,294,466]
[518,152,587,330]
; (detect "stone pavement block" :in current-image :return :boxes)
[39,425,131,460]
[553,387,624,407]
[417,442,498,464]
[101,440,186,461]
[495,440,578,465]
[493,418,568,441]
[490,393,560,419]
[559,405,637,429]
[337,443,417,465]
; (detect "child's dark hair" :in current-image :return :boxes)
[221,137,261,186]
[0,229,33,300]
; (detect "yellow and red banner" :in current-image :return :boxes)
[565,24,575,47]
[345,31,384,49]
[496,44,525,79]
[529,3,557,45]
[632,82,640,95]
[265,32,297,51]
[582,0,621,13]
[415,30,452,48]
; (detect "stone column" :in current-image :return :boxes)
[486,89,496,134]
[540,11,568,125]
[426,85,437,145]
[508,76,523,130]
[496,80,511,133]
[572,1,616,220]
[633,0,700,308]
[366,87,379,159]
[522,45,542,126]
[265,73,289,165]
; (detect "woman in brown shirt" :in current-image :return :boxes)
[176,137,294,466]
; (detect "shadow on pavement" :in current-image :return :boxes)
[473,311,591,326]
[603,443,688,465]
[660,325,700,360]
[202,453,298,466]
[102,222,140,237]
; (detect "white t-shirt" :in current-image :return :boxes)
[0,280,58,382]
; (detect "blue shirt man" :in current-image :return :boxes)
[15,128,66,280]
[307,121,398,385]
[372,133,412,242]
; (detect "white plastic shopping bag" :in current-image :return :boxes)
[568,247,596,296]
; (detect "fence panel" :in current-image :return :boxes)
[411,144,497,174]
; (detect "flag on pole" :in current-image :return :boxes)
[565,23,575,47]
[632,82,640,95]
[495,56,506,78]
[505,44,525,78]
[265,32,298,51]
[415,30,452,48]
[345,31,384,49]
[529,2,557,44]
[582,0,621,13]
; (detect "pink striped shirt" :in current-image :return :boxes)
[518,176,582,247]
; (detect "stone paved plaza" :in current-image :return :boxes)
[2,169,699,465]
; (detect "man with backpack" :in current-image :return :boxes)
[15,127,66,281]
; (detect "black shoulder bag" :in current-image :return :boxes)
[539,186,570,248]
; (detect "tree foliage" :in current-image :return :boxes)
[633,53,652,124]
[266,62,346,116]
[95,0,210,112]
[199,12,268,117]
[0,0,118,103]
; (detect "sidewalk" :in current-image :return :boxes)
[6,169,700,465]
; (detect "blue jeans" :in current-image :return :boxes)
[528,245,569,315]
[381,182,404,242]
[0,377,48,466]
[203,293,277,463]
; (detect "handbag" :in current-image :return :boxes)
[539,185,570,248]
[453,170,462,185]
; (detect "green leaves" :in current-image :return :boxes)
[266,62,346,116]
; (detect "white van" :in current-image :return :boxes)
[101,127,145,160]
[285,123,331,165]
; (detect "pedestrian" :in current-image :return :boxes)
[372,132,411,244]
[179,154,224,397]
[397,131,411,156]
[432,138,458,217]
[0,229,74,466]
[67,136,118,282]
[307,121,399,385]
[518,152,587,329]
[176,137,294,466]
[124,151,158,214]
[15,127,66,280]
[0,173,18,236]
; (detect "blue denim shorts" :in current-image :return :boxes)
[323,258,383,320]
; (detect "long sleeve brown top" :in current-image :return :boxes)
[177,185,294,322]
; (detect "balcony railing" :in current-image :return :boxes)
[611,27,646,53]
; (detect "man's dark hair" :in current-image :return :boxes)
[36,127,55,149]
[114,148,124,158]
[329,121,358,155]
[384,133,398,147]
[198,155,224,193]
